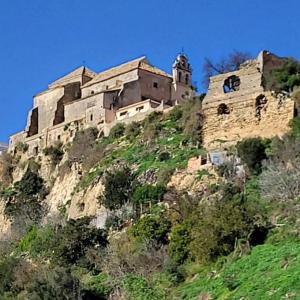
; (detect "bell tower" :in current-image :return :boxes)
[172,54,193,102]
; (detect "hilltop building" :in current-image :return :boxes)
[9,55,193,155]
[8,50,298,155]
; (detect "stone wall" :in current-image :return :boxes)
[202,53,295,149]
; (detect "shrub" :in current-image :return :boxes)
[15,142,29,153]
[264,58,300,92]
[168,222,192,264]
[237,137,267,174]
[125,121,141,140]
[289,116,300,139]
[43,143,64,166]
[54,217,108,265]
[14,170,44,198]
[101,165,135,210]
[190,194,268,263]
[123,274,166,300]
[109,123,125,139]
[158,151,170,162]
[130,209,171,244]
[132,184,166,204]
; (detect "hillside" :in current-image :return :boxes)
[1,63,300,299]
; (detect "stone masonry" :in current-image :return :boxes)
[202,51,295,149]
[9,55,193,156]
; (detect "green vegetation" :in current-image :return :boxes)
[264,58,300,92]
[1,97,300,299]
[43,142,64,166]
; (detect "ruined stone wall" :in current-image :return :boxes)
[202,58,295,149]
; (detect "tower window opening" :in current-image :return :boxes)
[90,114,93,121]
[223,75,240,93]
[153,82,158,88]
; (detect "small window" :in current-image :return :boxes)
[90,114,93,121]
[136,106,144,112]
[153,82,158,88]
[223,75,240,93]
[120,111,128,116]
[33,146,39,156]
[58,135,61,141]
[91,90,94,95]
[217,103,230,115]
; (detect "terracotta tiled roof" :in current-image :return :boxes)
[83,57,172,88]
[49,66,97,89]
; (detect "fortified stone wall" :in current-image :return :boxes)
[202,51,295,149]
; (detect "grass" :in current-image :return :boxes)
[173,241,300,300]
[77,117,205,190]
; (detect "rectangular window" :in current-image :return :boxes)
[153,82,158,88]
[90,114,93,121]
[120,111,128,116]
[136,106,144,112]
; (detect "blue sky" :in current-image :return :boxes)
[0,0,299,142]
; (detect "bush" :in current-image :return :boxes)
[54,217,108,265]
[125,121,141,140]
[123,274,166,300]
[158,151,170,162]
[43,143,64,166]
[15,142,29,153]
[289,116,300,139]
[132,184,166,204]
[109,123,125,139]
[237,137,267,174]
[14,170,45,198]
[264,58,300,92]
[101,165,135,210]
[168,222,192,264]
[190,194,268,263]
[130,209,171,244]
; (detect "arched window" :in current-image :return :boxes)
[255,94,268,120]
[217,103,230,115]
[223,75,241,93]
[185,74,189,85]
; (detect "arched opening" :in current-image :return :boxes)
[223,75,241,93]
[217,103,230,115]
[255,94,268,121]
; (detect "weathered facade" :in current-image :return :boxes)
[202,51,295,149]
[9,55,193,155]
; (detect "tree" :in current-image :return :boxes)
[237,138,268,174]
[101,165,135,210]
[202,50,251,88]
